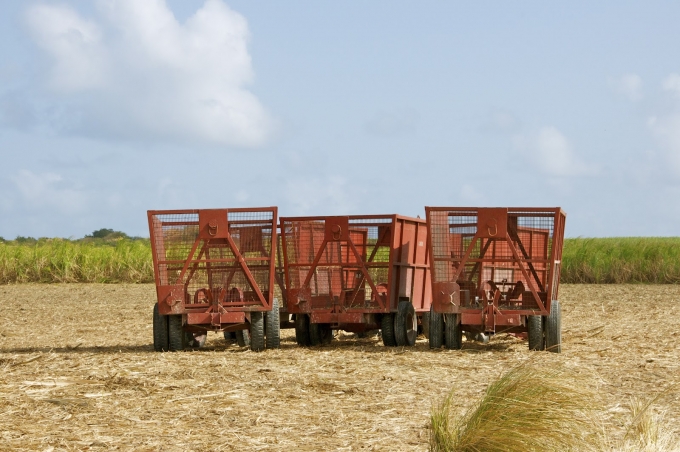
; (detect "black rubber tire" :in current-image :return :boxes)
[153,303,169,352]
[444,313,463,350]
[381,313,397,347]
[265,298,281,349]
[528,315,544,351]
[223,331,235,344]
[395,301,417,346]
[250,312,265,352]
[544,299,562,353]
[295,314,311,346]
[421,311,431,339]
[429,305,444,349]
[309,323,333,346]
[168,315,185,351]
[235,330,250,347]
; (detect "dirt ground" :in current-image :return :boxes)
[0,284,678,451]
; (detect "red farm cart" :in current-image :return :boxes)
[425,207,566,352]
[280,214,432,347]
[148,207,280,352]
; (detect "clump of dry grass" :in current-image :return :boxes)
[430,361,605,452]
[619,396,680,452]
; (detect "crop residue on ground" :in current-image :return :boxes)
[0,284,678,450]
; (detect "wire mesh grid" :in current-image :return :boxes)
[282,218,392,305]
[151,213,200,286]
[348,218,392,303]
[429,209,558,310]
[151,210,276,307]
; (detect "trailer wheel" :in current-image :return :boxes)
[223,331,235,344]
[250,312,265,352]
[381,313,397,347]
[168,315,185,351]
[225,330,250,347]
[295,314,311,346]
[444,313,462,350]
[544,300,561,353]
[265,298,281,349]
[153,303,169,352]
[429,305,444,349]
[236,330,250,347]
[421,311,431,339]
[395,301,417,346]
[528,315,544,351]
[310,323,333,346]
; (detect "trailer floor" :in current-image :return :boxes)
[0,284,678,451]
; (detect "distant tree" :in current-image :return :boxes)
[15,236,37,244]
[85,229,131,241]
[90,228,115,238]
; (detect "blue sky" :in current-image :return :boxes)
[1,0,680,238]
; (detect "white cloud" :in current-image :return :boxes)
[25,0,273,147]
[11,170,88,213]
[609,73,643,101]
[26,5,106,92]
[514,126,597,177]
[662,74,680,98]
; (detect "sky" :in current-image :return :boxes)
[1,1,680,238]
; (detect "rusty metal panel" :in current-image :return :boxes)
[325,216,351,242]
[477,208,508,239]
[187,311,246,325]
[148,207,277,330]
[411,221,430,312]
[280,214,432,322]
[425,207,566,330]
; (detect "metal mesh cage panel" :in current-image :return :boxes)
[151,213,200,287]
[281,217,393,307]
[150,209,276,309]
[428,208,563,310]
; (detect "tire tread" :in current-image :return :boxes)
[265,298,281,349]
[250,312,265,352]
[444,313,462,350]
[168,315,185,351]
[545,300,562,353]
[153,303,169,352]
[429,305,444,349]
[381,313,397,347]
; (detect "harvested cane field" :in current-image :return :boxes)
[0,284,679,450]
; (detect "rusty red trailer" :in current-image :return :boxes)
[425,207,566,352]
[280,214,432,347]
[148,207,280,352]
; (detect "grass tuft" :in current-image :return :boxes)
[619,396,680,452]
[430,361,604,452]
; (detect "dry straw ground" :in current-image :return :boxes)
[0,284,678,451]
